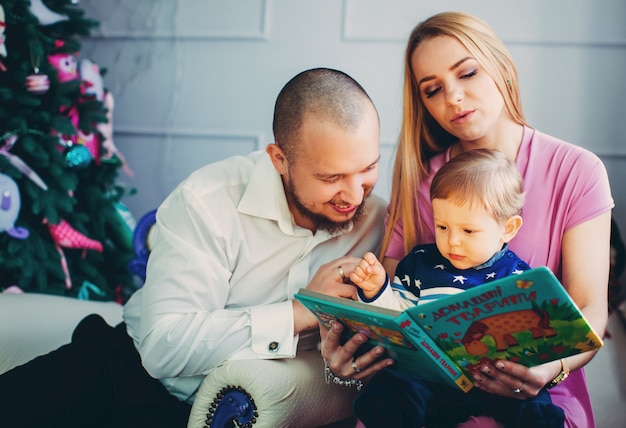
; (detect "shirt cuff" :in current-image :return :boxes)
[250,301,297,358]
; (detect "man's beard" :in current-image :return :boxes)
[284,180,366,235]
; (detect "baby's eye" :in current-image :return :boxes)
[436,225,447,231]
[464,229,474,234]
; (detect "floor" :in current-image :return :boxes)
[586,311,626,427]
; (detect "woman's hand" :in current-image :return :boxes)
[471,358,562,400]
[320,319,394,382]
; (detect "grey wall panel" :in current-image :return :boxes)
[79,0,626,240]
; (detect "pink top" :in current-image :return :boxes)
[385,127,614,427]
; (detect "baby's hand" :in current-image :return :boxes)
[350,252,387,299]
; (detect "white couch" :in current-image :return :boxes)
[0,293,357,428]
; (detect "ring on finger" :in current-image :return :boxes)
[337,265,346,281]
[513,382,525,395]
[352,359,361,373]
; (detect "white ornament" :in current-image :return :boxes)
[25,73,50,94]
[29,0,68,26]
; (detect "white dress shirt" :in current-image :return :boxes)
[123,150,386,402]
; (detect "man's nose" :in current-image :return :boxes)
[340,176,365,205]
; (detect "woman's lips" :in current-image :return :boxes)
[451,110,475,124]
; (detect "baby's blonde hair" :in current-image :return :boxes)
[430,149,524,222]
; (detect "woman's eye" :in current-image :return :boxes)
[461,69,478,79]
[424,87,441,98]
[464,229,474,234]
[436,225,447,231]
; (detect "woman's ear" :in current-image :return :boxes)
[266,143,288,175]
[502,215,523,243]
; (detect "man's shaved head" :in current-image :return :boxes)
[272,68,377,161]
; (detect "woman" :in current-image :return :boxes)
[321,11,613,427]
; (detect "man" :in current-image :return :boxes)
[0,68,386,427]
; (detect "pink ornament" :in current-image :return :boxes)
[79,59,133,175]
[48,52,78,83]
[53,242,72,289]
[25,73,50,94]
[78,130,101,165]
[46,218,103,252]
[0,5,7,72]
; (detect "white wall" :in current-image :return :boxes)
[79,0,626,237]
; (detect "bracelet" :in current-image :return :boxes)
[324,359,364,391]
[546,358,570,389]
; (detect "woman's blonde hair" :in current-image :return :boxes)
[381,11,528,258]
[430,149,524,222]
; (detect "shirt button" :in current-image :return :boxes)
[268,341,280,352]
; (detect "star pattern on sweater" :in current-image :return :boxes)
[486,272,496,280]
[453,275,467,284]
[434,264,445,270]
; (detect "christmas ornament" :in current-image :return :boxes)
[0,134,48,190]
[77,130,100,164]
[0,5,7,72]
[46,218,103,252]
[2,285,24,294]
[29,0,69,26]
[46,217,103,288]
[48,52,78,83]
[104,202,136,252]
[53,103,80,148]
[79,59,133,175]
[79,58,104,100]
[0,173,29,239]
[53,242,71,289]
[25,73,51,94]
[64,143,92,168]
[77,281,106,300]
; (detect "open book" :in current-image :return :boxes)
[295,266,603,393]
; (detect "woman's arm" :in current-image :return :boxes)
[555,210,611,369]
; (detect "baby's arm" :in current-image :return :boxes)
[350,252,387,300]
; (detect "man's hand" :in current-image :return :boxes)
[293,256,362,334]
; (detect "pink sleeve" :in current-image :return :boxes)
[562,150,613,231]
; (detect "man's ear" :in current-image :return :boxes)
[266,143,288,175]
[502,215,523,243]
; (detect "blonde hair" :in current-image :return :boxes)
[381,11,528,258]
[430,149,524,222]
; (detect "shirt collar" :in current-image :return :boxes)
[473,243,509,270]
[237,152,333,239]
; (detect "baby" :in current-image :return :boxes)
[352,148,528,309]
[351,149,564,428]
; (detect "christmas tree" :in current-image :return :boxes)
[0,0,137,302]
